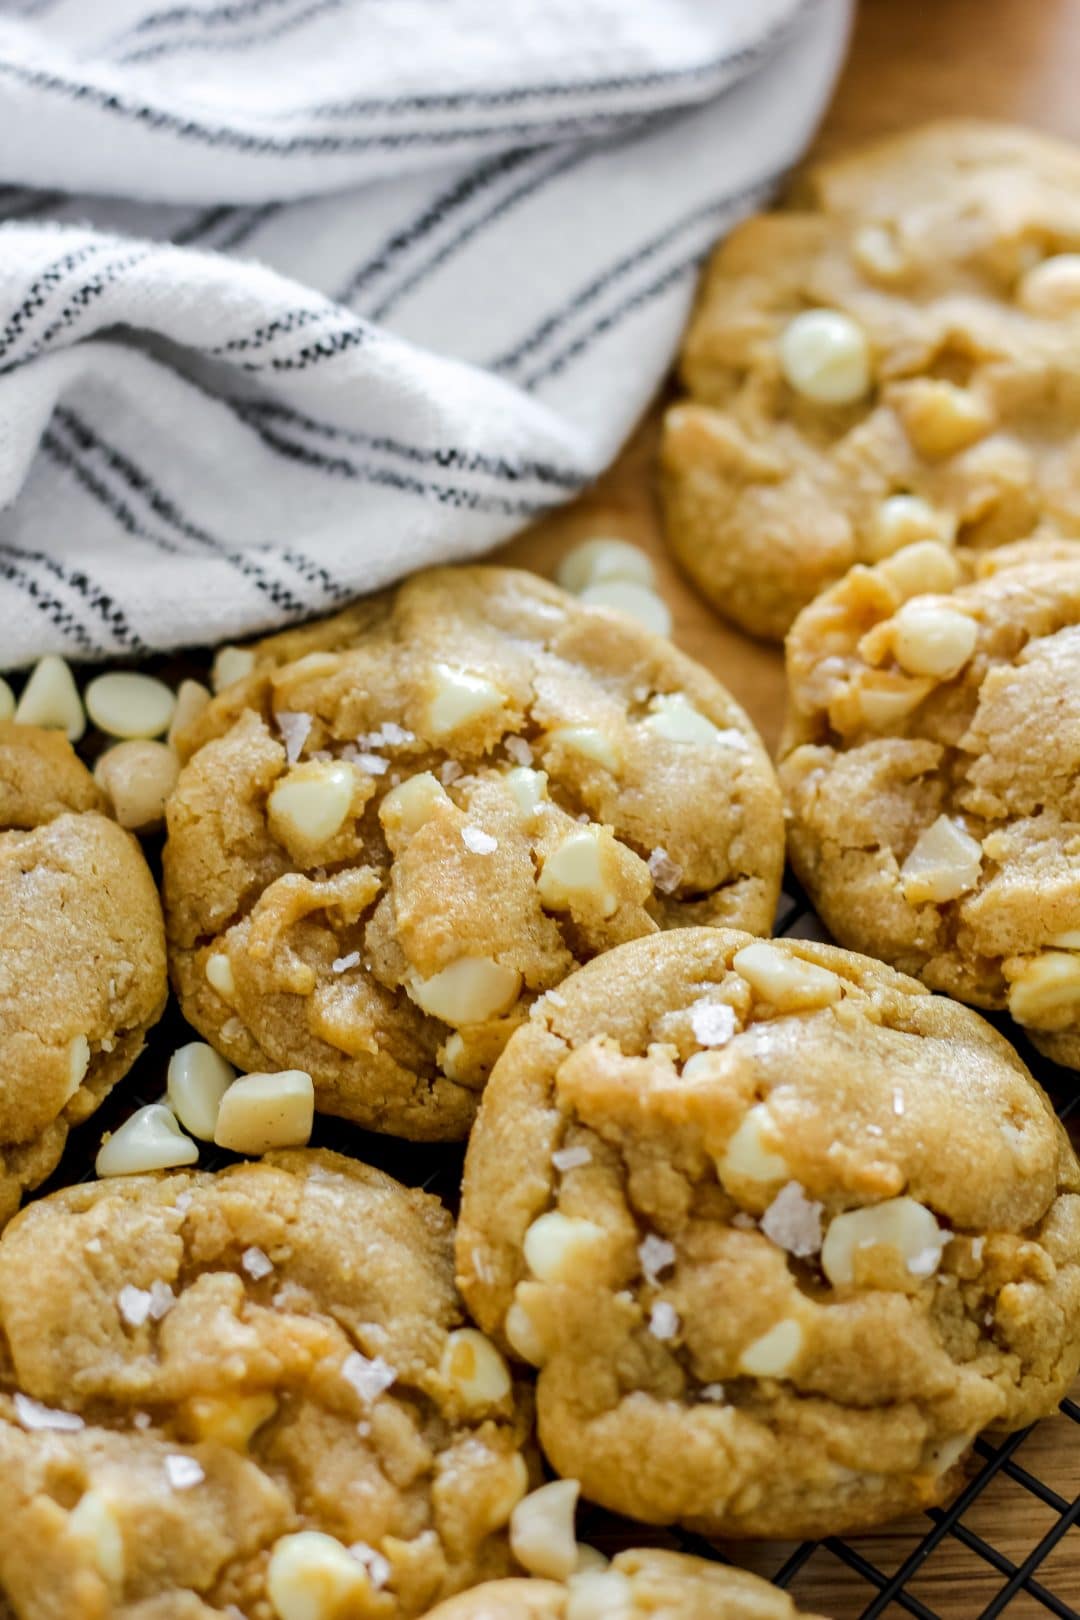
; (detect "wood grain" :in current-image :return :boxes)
[496,2,1080,1612]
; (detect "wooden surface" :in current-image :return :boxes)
[497,2,1080,1614]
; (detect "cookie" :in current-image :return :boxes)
[0,721,167,1226]
[163,566,782,1141]
[0,1148,533,1618]
[457,928,1080,1539]
[779,537,1080,1067]
[660,120,1080,640]
[423,1549,823,1619]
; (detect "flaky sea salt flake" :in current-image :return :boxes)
[118,1284,153,1327]
[242,1246,274,1280]
[649,1301,679,1341]
[761,1182,824,1258]
[552,1145,592,1173]
[647,846,683,894]
[349,1543,391,1589]
[164,1454,204,1490]
[462,825,497,854]
[638,1233,676,1285]
[689,1001,736,1048]
[14,1392,84,1432]
[332,951,361,974]
[342,1350,396,1404]
[275,711,312,764]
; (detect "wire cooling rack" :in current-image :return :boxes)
[33,852,1080,1620]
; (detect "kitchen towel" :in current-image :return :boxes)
[0,0,851,663]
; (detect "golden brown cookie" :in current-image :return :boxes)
[163,566,782,1141]
[0,721,167,1226]
[0,1148,533,1619]
[423,1549,824,1620]
[779,537,1080,1067]
[660,120,1080,640]
[457,928,1080,1539]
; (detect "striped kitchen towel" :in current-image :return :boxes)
[0,0,850,663]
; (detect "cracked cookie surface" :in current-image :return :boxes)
[780,537,1080,1068]
[0,1148,533,1619]
[163,566,782,1140]
[423,1549,824,1619]
[660,120,1080,640]
[457,928,1080,1539]
[0,722,167,1227]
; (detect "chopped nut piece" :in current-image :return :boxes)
[439,1328,512,1409]
[14,655,85,741]
[85,672,176,740]
[892,599,978,679]
[901,816,983,904]
[865,495,955,561]
[167,1042,235,1141]
[557,538,656,594]
[510,1479,580,1581]
[96,1104,199,1177]
[738,1319,803,1377]
[523,1212,607,1283]
[821,1196,946,1287]
[408,956,521,1025]
[213,1070,315,1155]
[779,308,871,405]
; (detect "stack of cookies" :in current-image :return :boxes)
[3,118,1080,1620]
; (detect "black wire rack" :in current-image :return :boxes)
[32,865,1080,1620]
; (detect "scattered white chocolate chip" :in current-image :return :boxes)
[733,941,842,1010]
[14,1391,84,1432]
[425,663,506,738]
[821,1196,946,1287]
[242,1246,274,1281]
[1049,929,1080,949]
[892,599,977,680]
[213,1070,314,1155]
[718,1103,789,1186]
[408,956,521,1025]
[94,739,180,832]
[557,538,656,594]
[649,1301,679,1341]
[267,1530,375,1620]
[738,1318,803,1377]
[268,759,355,848]
[461,823,498,855]
[643,691,724,746]
[68,1489,124,1586]
[276,710,312,764]
[537,827,617,918]
[96,1104,199,1177]
[211,645,256,693]
[779,308,871,405]
[546,724,622,773]
[0,677,13,722]
[15,655,85,741]
[85,671,176,740]
[1006,952,1080,1031]
[573,1545,610,1576]
[579,579,672,637]
[205,952,235,998]
[380,771,451,835]
[761,1182,824,1258]
[523,1211,607,1282]
[65,1034,91,1101]
[186,1392,276,1449]
[341,1350,396,1404]
[852,222,907,280]
[879,539,962,601]
[690,1001,736,1047]
[901,815,983,904]
[899,380,992,459]
[332,951,361,974]
[439,1328,512,1409]
[1017,253,1080,316]
[166,1042,235,1141]
[505,765,548,817]
[638,1233,676,1285]
[865,495,955,561]
[505,1297,545,1366]
[510,1479,580,1581]
[168,678,211,745]
[566,1569,634,1620]
[552,1144,592,1173]
[893,1089,906,1116]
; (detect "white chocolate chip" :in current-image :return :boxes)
[268,760,355,849]
[505,1297,546,1366]
[13,1391,84,1432]
[1049,930,1080,949]
[504,765,548,818]
[878,539,962,600]
[65,1034,91,1101]
[267,1530,375,1620]
[733,941,842,1010]
[892,599,977,680]
[510,1479,580,1581]
[167,1042,236,1142]
[718,1104,789,1186]
[425,663,506,738]
[566,1569,635,1620]
[94,739,180,833]
[739,1319,803,1377]
[213,1071,314,1155]
[85,672,176,740]
[852,222,908,280]
[186,1391,277,1449]
[523,1211,607,1282]
[211,646,256,693]
[68,1489,125,1586]
[573,1545,610,1575]
[901,816,983,904]
[557,538,656,594]
[643,691,725,746]
[15,655,85,741]
[1017,253,1080,316]
[439,1328,512,1409]
[96,1104,199,1177]
[898,380,992,459]
[537,827,617,918]
[546,724,622,773]
[761,1182,824,1257]
[865,495,955,561]
[168,678,211,746]
[408,956,521,1025]
[380,770,450,834]
[579,579,672,637]
[1006,951,1080,1031]
[0,677,13,722]
[461,823,497,854]
[205,952,235,998]
[779,308,871,405]
[821,1196,946,1287]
